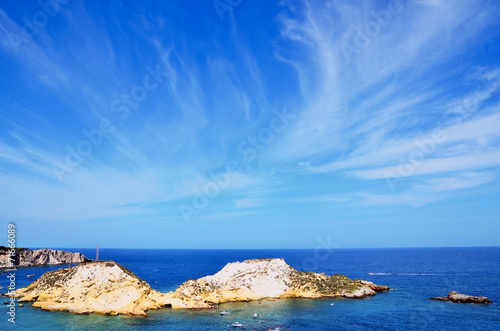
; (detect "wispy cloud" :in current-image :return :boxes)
[287,195,351,204]
[234,198,262,209]
[419,172,496,193]
[264,0,500,205]
[0,0,499,247]
[361,171,496,207]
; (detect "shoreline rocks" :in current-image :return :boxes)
[5,258,390,316]
[431,291,493,304]
[354,279,390,293]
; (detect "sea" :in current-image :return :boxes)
[1,247,499,330]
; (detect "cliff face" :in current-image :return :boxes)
[0,249,89,268]
[8,258,389,316]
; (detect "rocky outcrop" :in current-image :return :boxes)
[354,279,390,292]
[0,248,89,268]
[8,261,172,316]
[168,258,388,307]
[431,291,493,304]
[7,258,389,316]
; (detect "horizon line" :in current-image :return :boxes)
[27,246,500,250]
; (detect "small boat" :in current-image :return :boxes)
[253,313,259,318]
[220,310,230,315]
[368,272,374,275]
[268,328,280,331]
[232,322,243,327]
[27,274,35,277]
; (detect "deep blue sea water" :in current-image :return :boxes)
[1,248,499,330]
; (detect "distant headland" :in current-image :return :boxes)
[0,248,90,269]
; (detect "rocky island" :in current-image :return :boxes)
[9,261,170,316]
[7,258,389,316]
[431,291,493,304]
[170,258,389,307]
[0,248,89,268]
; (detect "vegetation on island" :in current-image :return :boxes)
[0,246,29,253]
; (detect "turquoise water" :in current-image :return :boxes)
[1,248,499,330]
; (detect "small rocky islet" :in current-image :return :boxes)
[430,291,493,304]
[6,258,389,316]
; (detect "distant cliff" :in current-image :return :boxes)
[0,248,89,268]
[8,258,389,316]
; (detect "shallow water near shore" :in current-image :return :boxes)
[1,247,499,330]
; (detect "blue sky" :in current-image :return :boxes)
[0,0,499,249]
